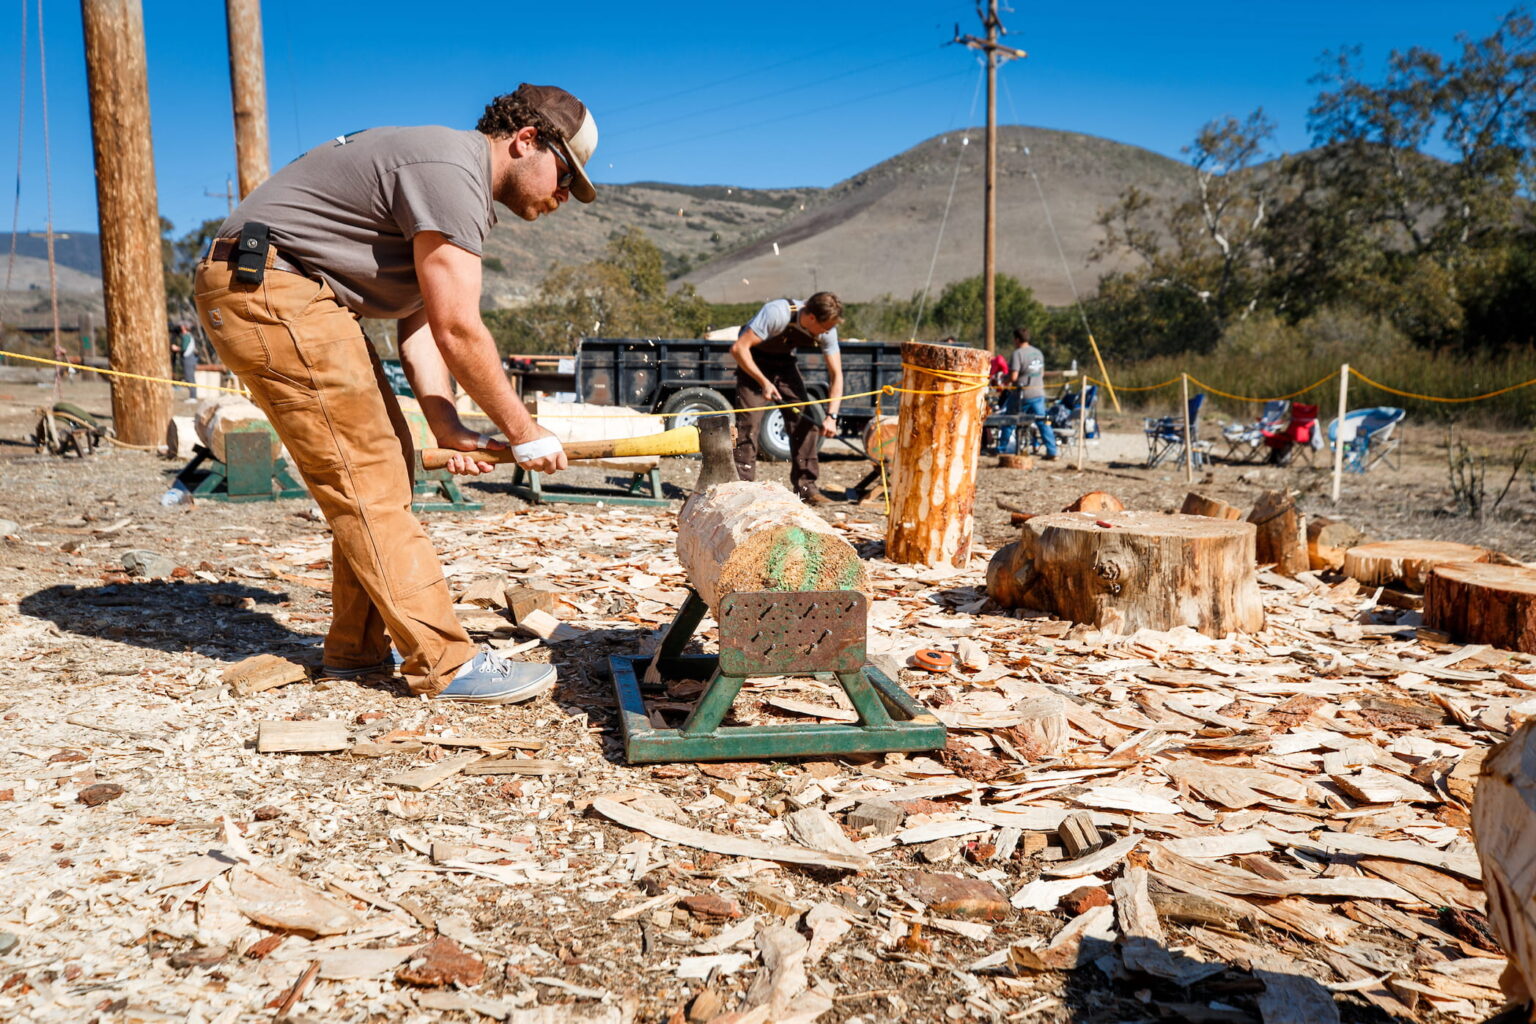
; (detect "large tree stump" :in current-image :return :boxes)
[1306,517,1367,572]
[1246,490,1308,576]
[1180,492,1242,521]
[886,341,989,567]
[677,480,868,612]
[1424,562,1536,654]
[1473,721,1536,1006]
[986,511,1264,636]
[1345,539,1490,592]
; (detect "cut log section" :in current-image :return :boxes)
[1246,490,1308,576]
[862,415,899,462]
[677,480,869,612]
[986,511,1264,636]
[997,454,1033,470]
[1424,562,1536,654]
[195,395,283,464]
[886,341,989,567]
[1307,517,1367,572]
[1472,721,1536,1005]
[1064,492,1124,514]
[1345,540,1490,592]
[1180,492,1242,521]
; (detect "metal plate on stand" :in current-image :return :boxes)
[719,591,866,676]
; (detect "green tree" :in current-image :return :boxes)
[923,273,1046,348]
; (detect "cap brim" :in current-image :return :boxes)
[557,140,596,203]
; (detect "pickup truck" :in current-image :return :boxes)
[570,337,907,460]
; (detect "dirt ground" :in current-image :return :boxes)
[0,370,1529,1024]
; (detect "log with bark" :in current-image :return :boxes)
[886,341,989,567]
[1345,539,1490,592]
[986,511,1264,636]
[1472,720,1536,1006]
[1246,489,1308,576]
[195,395,283,463]
[677,481,868,612]
[1180,492,1242,521]
[1424,562,1536,654]
[1307,517,1367,572]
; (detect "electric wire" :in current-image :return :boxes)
[910,61,986,342]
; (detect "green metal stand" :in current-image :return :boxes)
[511,465,670,508]
[610,589,945,763]
[180,436,308,503]
[412,467,483,513]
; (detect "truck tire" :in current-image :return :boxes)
[660,387,732,431]
[758,408,825,462]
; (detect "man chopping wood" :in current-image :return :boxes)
[193,84,597,704]
[729,292,843,505]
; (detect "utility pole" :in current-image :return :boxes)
[955,3,1025,353]
[81,0,171,447]
[205,176,237,215]
[225,0,270,198]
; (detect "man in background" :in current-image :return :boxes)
[1001,326,1057,459]
[729,292,844,505]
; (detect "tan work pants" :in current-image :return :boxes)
[193,253,475,695]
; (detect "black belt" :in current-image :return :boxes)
[205,236,310,278]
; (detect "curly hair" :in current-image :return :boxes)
[476,92,564,147]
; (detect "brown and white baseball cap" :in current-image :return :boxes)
[513,83,598,203]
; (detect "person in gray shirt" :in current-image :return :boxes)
[1000,326,1057,458]
[194,84,597,704]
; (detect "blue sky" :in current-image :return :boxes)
[0,0,1523,236]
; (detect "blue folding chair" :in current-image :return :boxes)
[1327,407,1406,473]
[1145,393,1210,468]
[1220,400,1289,463]
[1052,383,1100,452]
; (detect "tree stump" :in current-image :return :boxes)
[1344,540,1489,592]
[986,511,1264,636]
[1472,720,1536,1005]
[886,341,989,567]
[863,415,900,462]
[997,454,1032,470]
[1246,490,1308,576]
[1424,562,1536,654]
[677,480,868,612]
[1306,517,1367,572]
[1180,492,1242,521]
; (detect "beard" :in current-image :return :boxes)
[514,194,562,221]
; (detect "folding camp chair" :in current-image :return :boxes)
[1264,402,1322,467]
[1327,407,1406,474]
[1221,400,1289,462]
[1053,383,1099,454]
[1145,392,1211,469]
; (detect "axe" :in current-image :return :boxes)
[418,424,700,471]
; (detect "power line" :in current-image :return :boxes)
[911,62,987,342]
[601,42,845,117]
[5,0,28,304]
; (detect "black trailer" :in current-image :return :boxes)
[573,337,906,460]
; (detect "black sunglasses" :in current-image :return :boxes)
[551,146,574,190]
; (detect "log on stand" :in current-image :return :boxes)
[1345,539,1490,592]
[986,511,1264,636]
[1424,562,1536,654]
[886,341,989,567]
[1472,720,1536,1006]
[677,480,868,613]
[1180,492,1242,521]
[1246,489,1308,576]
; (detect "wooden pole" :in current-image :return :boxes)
[1181,373,1194,483]
[982,0,997,354]
[1075,376,1086,470]
[81,0,171,447]
[1331,363,1349,503]
[887,341,990,567]
[225,0,270,198]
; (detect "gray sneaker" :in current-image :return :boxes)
[322,648,403,680]
[435,649,556,704]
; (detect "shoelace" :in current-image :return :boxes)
[473,648,514,677]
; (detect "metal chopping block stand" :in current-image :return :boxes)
[610,589,945,763]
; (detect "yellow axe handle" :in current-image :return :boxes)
[419,424,700,470]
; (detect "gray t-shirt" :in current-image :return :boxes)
[219,126,496,319]
[1009,343,1046,399]
[743,298,840,354]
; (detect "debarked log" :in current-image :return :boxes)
[986,511,1264,636]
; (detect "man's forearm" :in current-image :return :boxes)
[435,326,538,442]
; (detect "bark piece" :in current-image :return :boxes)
[677,480,868,612]
[1247,490,1308,577]
[886,340,989,567]
[223,654,307,696]
[1425,561,1536,654]
[396,935,485,988]
[77,783,124,806]
[897,871,1010,921]
[987,511,1264,636]
[1345,539,1490,591]
[1180,492,1242,520]
[255,720,350,754]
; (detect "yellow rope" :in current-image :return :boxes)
[1186,371,1339,403]
[1087,374,1180,393]
[0,350,249,395]
[1349,366,1536,403]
